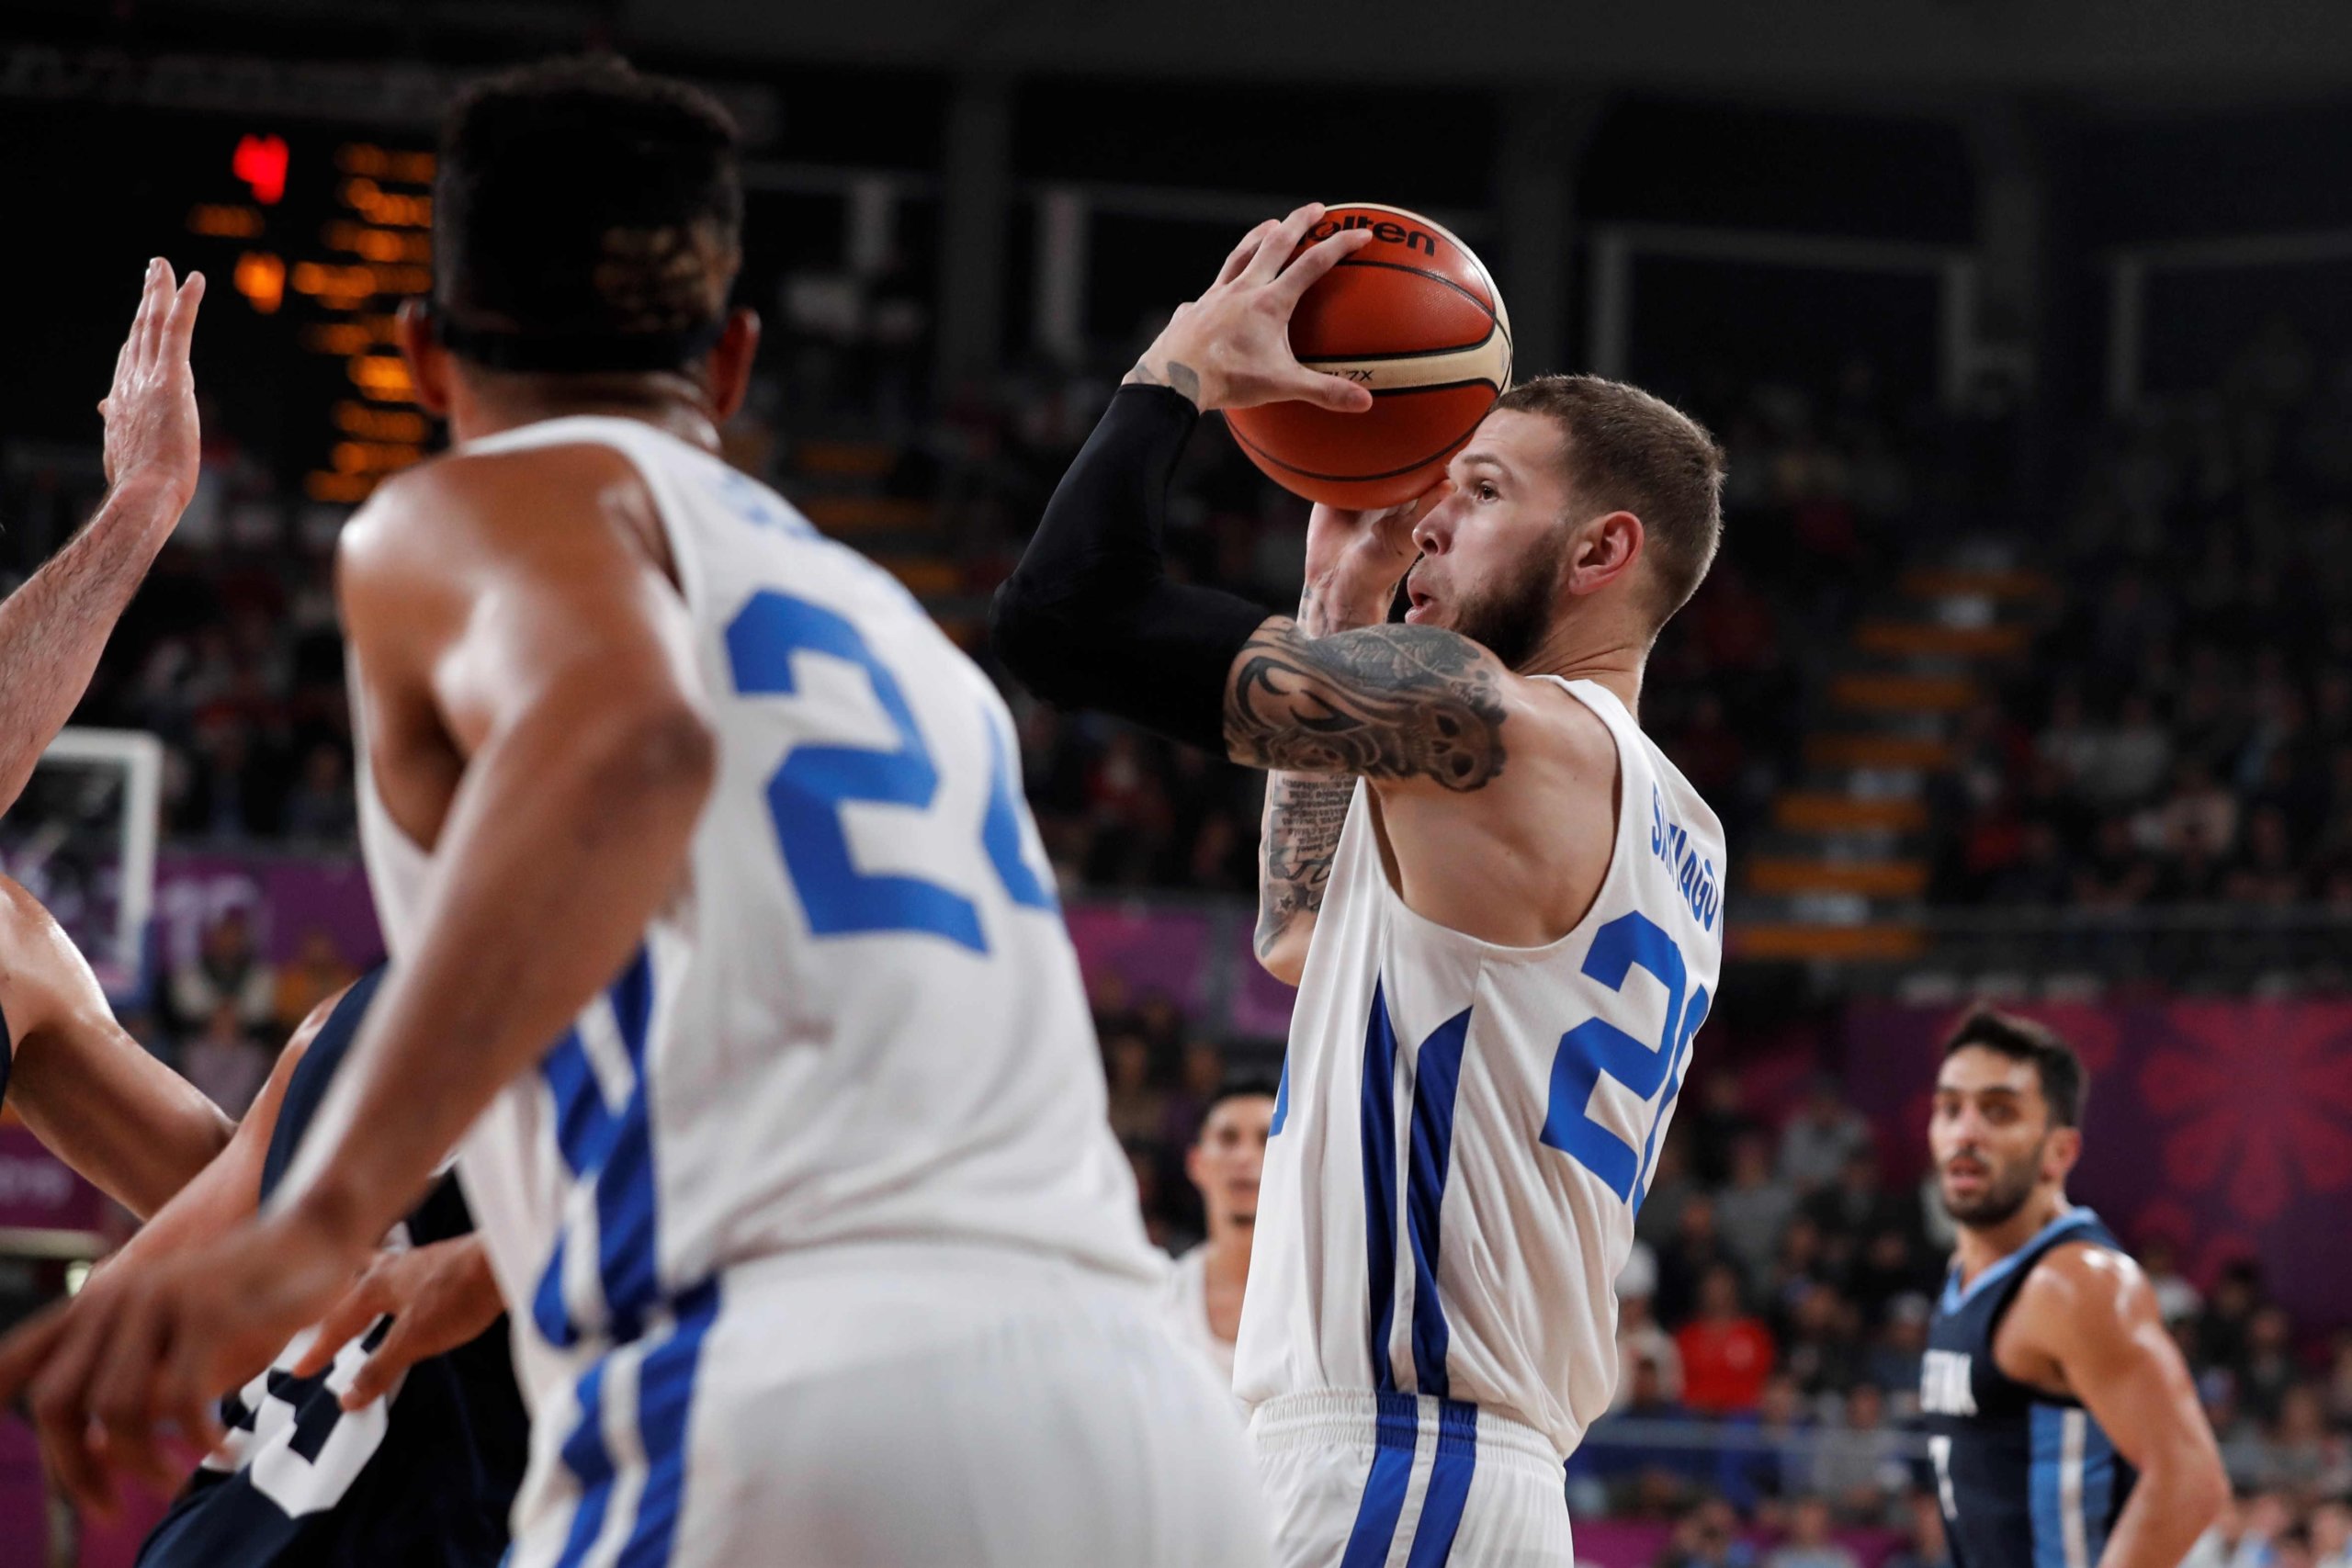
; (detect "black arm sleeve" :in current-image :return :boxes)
[989,384,1274,754]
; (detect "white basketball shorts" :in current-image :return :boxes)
[504,1240,1271,1568]
[1250,1392,1573,1568]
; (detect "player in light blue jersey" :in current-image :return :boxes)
[995,204,1732,1566]
[0,57,1262,1568]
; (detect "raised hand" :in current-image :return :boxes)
[99,259,206,510]
[1302,481,1453,630]
[1127,203,1376,415]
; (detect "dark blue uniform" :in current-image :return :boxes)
[139,966,528,1568]
[1920,1208,2135,1568]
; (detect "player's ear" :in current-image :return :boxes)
[705,307,762,425]
[395,299,453,418]
[1564,510,1643,598]
[2044,1124,2083,1185]
[1184,1141,1208,1194]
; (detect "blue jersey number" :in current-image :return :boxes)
[1541,911,1709,1210]
[723,589,1054,954]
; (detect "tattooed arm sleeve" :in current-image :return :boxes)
[1224,620,1510,789]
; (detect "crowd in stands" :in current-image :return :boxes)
[1932,319,2352,925]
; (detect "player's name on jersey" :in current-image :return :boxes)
[1920,1348,1978,1416]
[1649,784,1722,934]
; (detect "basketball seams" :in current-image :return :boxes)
[1326,260,1498,327]
[1298,329,1504,366]
[1225,401,1490,485]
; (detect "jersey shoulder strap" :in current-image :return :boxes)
[258,965,389,1201]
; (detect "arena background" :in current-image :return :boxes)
[5,1,2352,1562]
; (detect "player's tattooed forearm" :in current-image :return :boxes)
[1223,621,1508,789]
[1255,773,1353,958]
[1125,357,1203,406]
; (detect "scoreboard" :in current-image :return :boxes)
[0,106,440,509]
[179,132,437,503]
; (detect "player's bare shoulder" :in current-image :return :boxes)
[1995,1237,2153,1383]
[341,441,655,579]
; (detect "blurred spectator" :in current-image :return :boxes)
[2312,1498,2352,1568]
[1679,1264,1777,1416]
[282,741,358,842]
[1657,1498,1758,1568]
[183,1000,271,1117]
[2144,1236,2207,1327]
[1658,1195,1742,1328]
[1779,1078,1872,1196]
[272,926,358,1036]
[1579,1347,1712,1513]
[1778,1282,1866,1398]
[1716,1373,1813,1519]
[1619,1281,1687,1413]
[1716,1134,1798,1286]
[1882,1491,1953,1568]
[2243,1307,2306,1428]
[1805,1384,1907,1521]
[1866,1296,1933,1414]
[1764,1498,1860,1568]
[1103,1029,1166,1147]
[2257,1387,2352,1497]
[167,908,277,1040]
[1689,1075,1763,1188]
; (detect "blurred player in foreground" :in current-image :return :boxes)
[1919,1010,2227,1567]
[1164,1077,1278,1415]
[0,55,1262,1567]
[995,203,1729,1566]
[118,967,525,1567]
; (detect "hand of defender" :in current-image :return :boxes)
[98,258,206,512]
[0,1206,361,1517]
[289,1235,504,1411]
[1304,480,1453,614]
[1126,203,1376,415]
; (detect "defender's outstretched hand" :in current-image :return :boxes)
[1126,202,1376,415]
[0,1205,361,1517]
[99,259,206,510]
[290,1235,504,1411]
[0,259,209,820]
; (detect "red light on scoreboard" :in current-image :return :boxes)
[232,134,289,205]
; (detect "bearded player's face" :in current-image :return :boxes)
[1401,410,1576,672]
[1929,1045,2062,1228]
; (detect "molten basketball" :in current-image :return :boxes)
[1225,203,1512,510]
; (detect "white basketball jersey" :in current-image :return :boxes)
[1231,679,1725,1458]
[353,415,1162,1390]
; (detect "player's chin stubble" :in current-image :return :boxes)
[1449,539,1567,674]
[1939,1158,2041,1228]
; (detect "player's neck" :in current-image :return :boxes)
[1204,1218,1253,1283]
[1955,1187,2072,1282]
[449,375,724,455]
[1520,630,1644,717]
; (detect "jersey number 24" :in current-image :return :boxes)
[725,589,1056,953]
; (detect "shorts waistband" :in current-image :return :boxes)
[1248,1391,1563,1479]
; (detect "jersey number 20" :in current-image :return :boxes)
[725,589,1055,953]
[1540,910,1709,1212]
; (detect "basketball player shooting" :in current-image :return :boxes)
[994,203,1730,1567]
[0,57,1265,1568]
[1918,1010,2227,1567]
